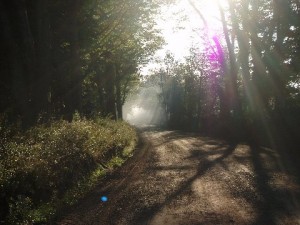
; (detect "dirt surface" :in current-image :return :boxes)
[57,129,300,225]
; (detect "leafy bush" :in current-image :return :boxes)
[0,117,137,224]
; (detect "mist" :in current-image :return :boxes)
[123,84,166,128]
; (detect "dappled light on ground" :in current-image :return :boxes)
[58,130,300,225]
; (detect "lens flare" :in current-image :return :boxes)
[101,196,108,202]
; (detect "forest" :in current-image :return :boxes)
[0,0,164,127]
[0,0,300,224]
[143,0,300,148]
[0,0,163,223]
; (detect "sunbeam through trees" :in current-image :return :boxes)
[0,0,300,224]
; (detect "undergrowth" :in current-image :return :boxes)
[0,116,137,224]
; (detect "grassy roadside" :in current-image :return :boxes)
[0,117,137,224]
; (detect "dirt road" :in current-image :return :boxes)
[57,129,300,225]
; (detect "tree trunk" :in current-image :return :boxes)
[272,0,289,113]
[115,72,123,120]
[64,0,82,121]
[32,0,51,121]
[105,61,116,119]
[218,2,241,120]
[3,0,38,127]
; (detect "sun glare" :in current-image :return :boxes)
[187,0,222,26]
[141,0,224,75]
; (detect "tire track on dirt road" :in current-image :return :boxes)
[57,131,153,225]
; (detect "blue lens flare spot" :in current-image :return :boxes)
[101,196,108,202]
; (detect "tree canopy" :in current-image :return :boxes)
[146,0,300,146]
[0,0,164,127]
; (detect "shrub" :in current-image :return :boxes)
[0,117,137,224]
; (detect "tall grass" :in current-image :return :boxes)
[0,117,137,224]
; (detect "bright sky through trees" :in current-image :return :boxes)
[141,0,224,75]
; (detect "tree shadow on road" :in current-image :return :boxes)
[131,142,238,224]
[249,144,300,225]
[132,137,300,225]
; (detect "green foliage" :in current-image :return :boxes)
[148,49,220,131]
[147,0,300,144]
[0,0,164,125]
[0,117,137,224]
[80,0,164,119]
